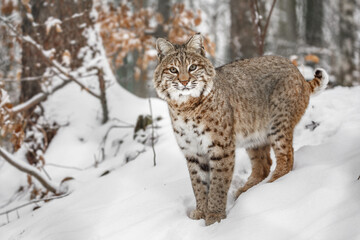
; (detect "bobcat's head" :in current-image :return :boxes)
[153,33,215,103]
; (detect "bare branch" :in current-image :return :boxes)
[0,76,44,82]
[0,147,60,194]
[11,80,70,114]
[249,1,261,53]
[50,61,101,99]
[0,192,70,217]
[97,68,109,124]
[261,0,277,41]
[0,16,101,99]
[11,93,46,114]
[100,125,133,147]
[110,118,134,127]
[0,72,98,83]
[249,0,277,56]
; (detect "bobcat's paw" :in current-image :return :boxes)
[189,209,205,220]
[205,211,226,226]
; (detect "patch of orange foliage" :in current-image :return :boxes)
[97,2,215,80]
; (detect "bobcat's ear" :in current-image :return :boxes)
[156,38,175,61]
[185,33,205,56]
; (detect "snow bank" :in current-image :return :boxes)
[0,85,360,240]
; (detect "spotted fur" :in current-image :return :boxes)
[153,33,328,226]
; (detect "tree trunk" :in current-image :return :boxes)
[229,0,257,59]
[156,0,171,38]
[116,0,152,98]
[19,0,95,166]
[337,0,357,86]
[20,1,43,105]
[305,0,323,47]
[274,0,298,56]
[20,0,93,104]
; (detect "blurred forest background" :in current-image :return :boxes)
[0,0,360,198]
[1,0,360,100]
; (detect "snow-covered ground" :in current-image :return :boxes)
[0,81,360,240]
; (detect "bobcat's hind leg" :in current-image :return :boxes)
[267,82,307,183]
[235,145,272,199]
[268,133,294,183]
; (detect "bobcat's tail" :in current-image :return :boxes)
[307,68,329,96]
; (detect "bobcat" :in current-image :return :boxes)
[153,33,328,225]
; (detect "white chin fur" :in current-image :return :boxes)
[169,88,200,103]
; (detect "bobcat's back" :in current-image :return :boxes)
[214,55,305,107]
[212,55,309,148]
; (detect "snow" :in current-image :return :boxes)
[44,17,62,35]
[0,89,10,108]
[0,81,359,239]
[298,64,316,80]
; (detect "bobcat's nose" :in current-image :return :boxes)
[180,80,189,86]
[179,73,189,86]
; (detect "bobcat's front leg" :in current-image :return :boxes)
[186,155,210,220]
[206,142,235,225]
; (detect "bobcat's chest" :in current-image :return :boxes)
[171,117,212,155]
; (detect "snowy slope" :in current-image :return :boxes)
[0,84,360,240]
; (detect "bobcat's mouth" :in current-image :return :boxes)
[181,87,191,91]
[178,87,194,96]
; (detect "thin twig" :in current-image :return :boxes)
[262,0,277,41]
[45,163,84,171]
[0,189,27,210]
[101,125,134,146]
[0,192,71,217]
[148,98,156,167]
[249,1,262,55]
[110,118,134,127]
[249,0,277,56]
[41,166,52,181]
[99,124,131,160]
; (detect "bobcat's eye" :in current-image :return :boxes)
[189,64,197,71]
[169,67,178,73]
